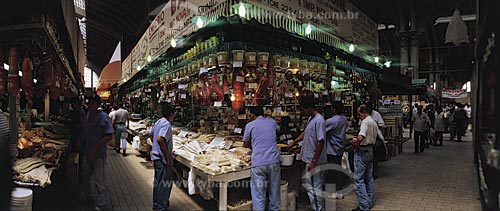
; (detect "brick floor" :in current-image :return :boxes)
[76,130,481,211]
[334,131,481,211]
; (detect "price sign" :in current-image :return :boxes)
[179,131,189,137]
[214,101,222,107]
[181,94,187,99]
[236,76,245,83]
[234,128,242,134]
[248,83,258,89]
[233,61,243,68]
[394,100,401,105]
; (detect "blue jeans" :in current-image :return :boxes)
[354,147,374,211]
[115,124,127,150]
[251,163,281,211]
[153,160,173,211]
[304,164,324,211]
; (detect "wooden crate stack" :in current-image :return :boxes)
[383,116,403,156]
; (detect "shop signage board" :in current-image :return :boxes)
[246,0,379,53]
[442,89,468,99]
[120,0,378,83]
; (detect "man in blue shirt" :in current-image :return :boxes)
[243,106,281,211]
[81,93,114,211]
[288,96,327,211]
[325,101,348,194]
[150,104,175,211]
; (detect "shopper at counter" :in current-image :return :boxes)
[112,104,130,156]
[81,93,114,211]
[151,104,175,211]
[243,106,282,211]
[350,105,378,211]
[325,101,348,195]
[287,96,327,211]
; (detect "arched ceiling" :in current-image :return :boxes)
[86,0,166,75]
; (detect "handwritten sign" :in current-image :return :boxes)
[234,128,242,134]
[179,131,189,137]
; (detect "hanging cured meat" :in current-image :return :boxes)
[222,65,230,93]
[254,52,274,106]
[231,68,245,111]
[42,52,54,88]
[0,50,6,95]
[8,47,19,97]
[21,56,34,100]
[50,63,62,100]
[193,77,211,107]
[209,74,224,102]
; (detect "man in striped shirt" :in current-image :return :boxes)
[0,110,12,211]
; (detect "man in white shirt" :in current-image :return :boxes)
[367,104,386,180]
[350,105,378,211]
[112,104,130,156]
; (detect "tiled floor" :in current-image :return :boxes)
[74,131,481,211]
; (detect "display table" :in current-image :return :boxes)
[191,167,251,210]
[173,154,251,210]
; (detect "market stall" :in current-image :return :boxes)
[116,0,399,209]
[1,1,85,209]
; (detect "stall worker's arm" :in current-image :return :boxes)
[309,121,326,171]
[243,124,252,149]
[158,124,173,166]
[87,115,114,161]
[287,131,305,151]
[126,111,130,128]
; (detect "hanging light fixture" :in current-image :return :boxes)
[230,94,236,101]
[302,23,316,36]
[136,65,141,71]
[192,16,208,29]
[384,60,392,68]
[238,3,246,17]
[348,44,355,52]
[171,38,177,48]
[374,56,380,63]
[232,2,250,18]
[147,55,152,62]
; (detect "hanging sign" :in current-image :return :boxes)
[442,89,468,99]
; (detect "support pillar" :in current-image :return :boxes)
[44,90,50,122]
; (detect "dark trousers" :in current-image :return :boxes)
[414,131,426,153]
[153,160,173,211]
[434,131,444,145]
[327,155,345,191]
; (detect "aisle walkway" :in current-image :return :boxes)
[336,132,481,211]
[77,132,481,211]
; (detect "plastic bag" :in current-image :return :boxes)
[341,152,352,174]
[132,136,140,149]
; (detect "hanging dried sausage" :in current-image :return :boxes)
[0,50,6,95]
[231,68,245,111]
[22,56,34,100]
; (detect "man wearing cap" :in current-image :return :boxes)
[243,106,281,211]
[350,105,378,211]
[112,104,129,156]
[81,93,114,211]
[288,95,327,211]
